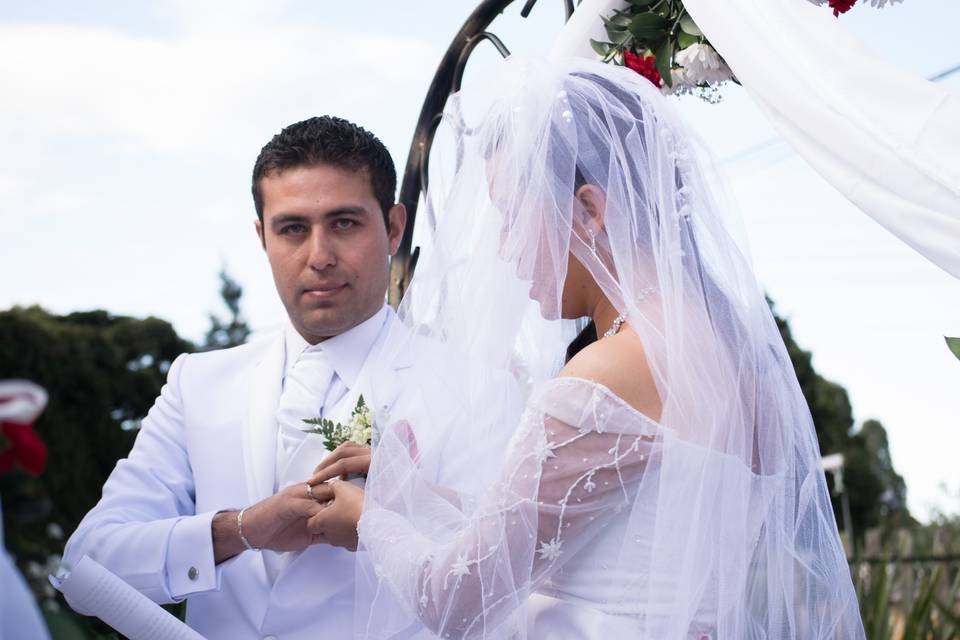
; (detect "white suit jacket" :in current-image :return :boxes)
[61,307,445,639]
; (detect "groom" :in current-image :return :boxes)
[62,116,414,639]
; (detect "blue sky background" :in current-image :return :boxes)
[1,0,958,517]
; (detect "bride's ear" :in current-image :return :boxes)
[575,184,606,233]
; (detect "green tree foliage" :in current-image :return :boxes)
[203,268,251,351]
[770,301,910,544]
[0,305,193,629]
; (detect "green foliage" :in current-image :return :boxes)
[769,300,911,544]
[947,337,960,362]
[0,305,193,636]
[203,267,250,351]
[303,395,372,451]
[302,416,344,451]
[591,0,707,87]
[853,492,960,639]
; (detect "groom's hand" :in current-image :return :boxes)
[306,481,364,552]
[212,482,335,564]
[309,441,371,484]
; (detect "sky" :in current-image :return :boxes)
[1,0,957,518]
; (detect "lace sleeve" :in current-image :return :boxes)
[357,377,662,639]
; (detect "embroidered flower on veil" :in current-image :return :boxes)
[451,555,472,578]
[534,438,559,463]
[537,538,563,563]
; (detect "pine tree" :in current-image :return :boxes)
[203,268,251,350]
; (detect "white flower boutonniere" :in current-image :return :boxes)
[302,394,373,451]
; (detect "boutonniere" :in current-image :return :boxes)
[302,394,373,451]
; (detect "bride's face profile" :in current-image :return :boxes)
[558,184,608,320]
[488,152,608,323]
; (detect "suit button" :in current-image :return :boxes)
[264,636,278,640]
[187,566,199,581]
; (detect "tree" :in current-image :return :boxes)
[203,267,250,350]
[0,305,193,632]
[769,300,911,543]
[858,419,908,524]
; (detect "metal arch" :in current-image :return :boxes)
[419,31,511,200]
[451,32,512,94]
[388,0,575,307]
[522,0,576,20]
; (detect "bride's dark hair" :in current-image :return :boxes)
[562,71,751,375]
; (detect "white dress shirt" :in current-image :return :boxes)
[275,304,388,489]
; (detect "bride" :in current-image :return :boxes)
[306,54,865,639]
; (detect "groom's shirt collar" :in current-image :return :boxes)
[283,304,389,389]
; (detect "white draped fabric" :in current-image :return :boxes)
[552,0,960,279]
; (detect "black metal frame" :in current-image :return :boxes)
[388,0,576,306]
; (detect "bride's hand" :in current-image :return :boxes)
[306,480,364,551]
[309,441,371,484]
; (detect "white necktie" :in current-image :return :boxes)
[275,347,336,471]
[264,348,337,586]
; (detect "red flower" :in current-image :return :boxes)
[0,384,48,476]
[623,51,662,88]
[828,0,856,16]
[0,420,47,476]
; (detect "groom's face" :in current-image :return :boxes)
[256,163,405,343]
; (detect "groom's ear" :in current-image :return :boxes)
[386,204,407,256]
[255,219,266,249]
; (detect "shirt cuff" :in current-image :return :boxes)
[165,511,221,600]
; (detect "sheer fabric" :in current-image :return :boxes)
[356,55,863,639]
[553,0,960,279]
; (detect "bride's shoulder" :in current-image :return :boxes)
[558,330,662,422]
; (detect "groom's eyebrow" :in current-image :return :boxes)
[270,213,310,229]
[269,206,371,229]
[321,205,369,219]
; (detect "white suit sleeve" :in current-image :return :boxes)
[62,353,222,610]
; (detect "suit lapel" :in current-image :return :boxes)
[276,311,399,487]
[274,309,414,590]
[361,309,413,426]
[243,332,285,502]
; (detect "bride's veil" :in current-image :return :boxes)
[356,55,863,639]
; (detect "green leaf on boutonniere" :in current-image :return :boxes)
[303,394,373,451]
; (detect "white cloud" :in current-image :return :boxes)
[0,172,91,227]
[0,9,436,159]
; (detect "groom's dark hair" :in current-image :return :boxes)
[252,116,397,224]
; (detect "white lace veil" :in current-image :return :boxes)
[355,55,864,639]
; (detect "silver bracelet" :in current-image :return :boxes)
[237,507,260,552]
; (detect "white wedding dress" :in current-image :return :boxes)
[352,42,863,640]
[343,0,960,633]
